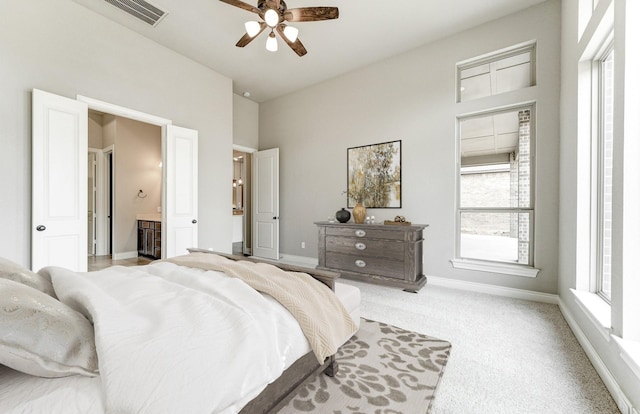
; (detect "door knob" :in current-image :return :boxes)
[36,225,46,231]
[192,219,198,224]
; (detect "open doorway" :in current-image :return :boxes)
[232,145,260,257]
[32,89,199,272]
[87,110,162,269]
[233,149,251,255]
[232,145,279,259]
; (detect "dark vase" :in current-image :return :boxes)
[335,208,351,223]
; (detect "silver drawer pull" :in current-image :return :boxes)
[355,229,366,237]
[355,259,366,268]
[355,242,366,250]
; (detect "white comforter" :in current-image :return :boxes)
[46,262,311,414]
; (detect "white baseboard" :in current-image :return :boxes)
[558,298,635,414]
[273,259,559,304]
[278,254,318,268]
[427,275,559,304]
[112,251,138,260]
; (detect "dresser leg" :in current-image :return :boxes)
[403,288,419,293]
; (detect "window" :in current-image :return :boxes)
[595,45,614,302]
[457,44,535,102]
[458,107,534,266]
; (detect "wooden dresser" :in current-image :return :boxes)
[315,222,427,292]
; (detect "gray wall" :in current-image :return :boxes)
[0,0,233,267]
[233,94,259,150]
[259,0,561,294]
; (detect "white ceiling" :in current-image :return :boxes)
[72,0,547,102]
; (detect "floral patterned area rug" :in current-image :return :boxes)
[278,318,451,414]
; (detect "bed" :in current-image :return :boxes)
[0,249,361,414]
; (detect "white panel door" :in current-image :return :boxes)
[165,125,198,258]
[32,89,88,271]
[252,148,279,260]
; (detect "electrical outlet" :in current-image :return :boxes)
[301,242,306,249]
[157,206,161,213]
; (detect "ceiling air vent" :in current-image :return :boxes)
[103,0,167,27]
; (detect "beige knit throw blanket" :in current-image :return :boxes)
[163,252,358,364]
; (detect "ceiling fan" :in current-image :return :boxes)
[219,0,339,56]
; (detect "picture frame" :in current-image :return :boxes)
[347,140,401,208]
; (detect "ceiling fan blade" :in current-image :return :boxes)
[276,25,307,56]
[284,7,339,22]
[219,0,260,15]
[235,22,267,47]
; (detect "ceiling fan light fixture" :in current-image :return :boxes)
[264,8,279,27]
[220,0,339,57]
[244,21,261,37]
[283,25,299,42]
[266,31,278,52]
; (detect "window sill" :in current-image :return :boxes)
[450,259,540,278]
[612,335,640,379]
[570,289,611,342]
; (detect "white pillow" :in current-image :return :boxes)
[0,278,99,378]
[0,256,56,297]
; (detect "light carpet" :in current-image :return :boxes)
[343,280,620,414]
[278,318,451,414]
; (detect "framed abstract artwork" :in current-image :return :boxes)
[347,140,401,208]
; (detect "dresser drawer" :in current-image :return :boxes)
[325,236,404,260]
[316,222,427,291]
[325,226,406,241]
[326,252,405,279]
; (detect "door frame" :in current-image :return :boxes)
[78,95,171,127]
[87,148,99,256]
[94,145,114,256]
[233,144,257,256]
[77,95,173,259]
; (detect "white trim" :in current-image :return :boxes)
[77,95,172,126]
[559,298,635,414]
[102,145,114,256]
[88,148,100,256]
[233,144,257,153]
[612,335,640,380]
[450,258,540,278]
[456,39,537,68]
[112,251,138,260]
[570,289,612,341]
[427,275,557,304]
